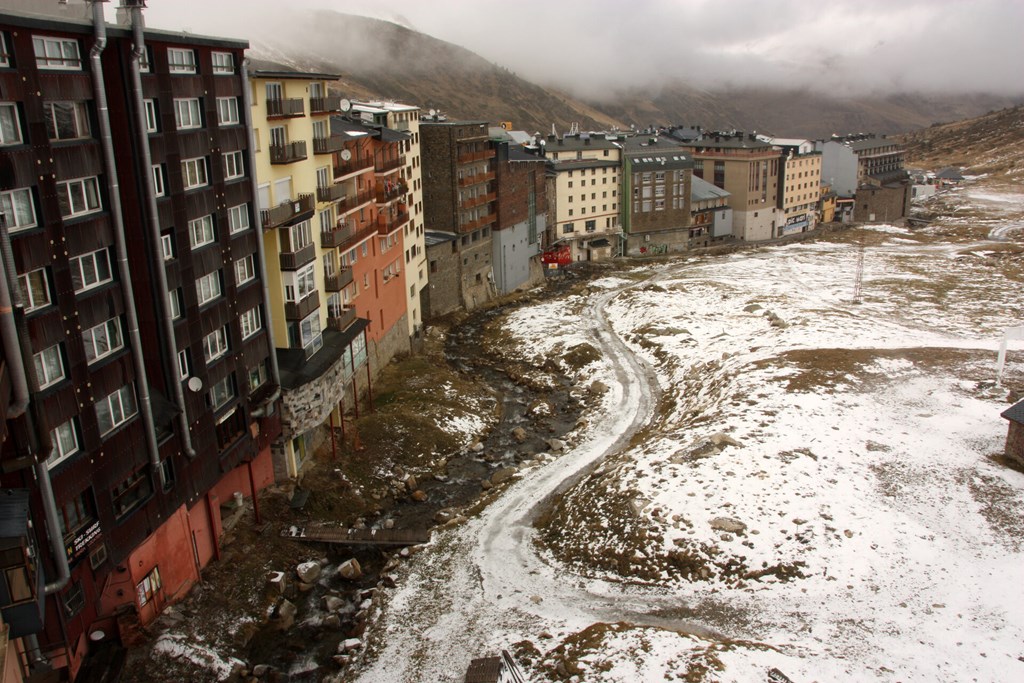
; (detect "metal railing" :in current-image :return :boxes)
[270,140,308,164]
[266,97,305,117]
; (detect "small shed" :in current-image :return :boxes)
[1000,399,1024,468]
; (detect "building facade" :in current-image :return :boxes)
[766,138,822,235]
[0,6,280,680]
[689,176,733,245]
[492,140,546,293]
[621,136,694,256]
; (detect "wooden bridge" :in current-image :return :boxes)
[281,525,430,547]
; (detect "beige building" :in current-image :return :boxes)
[350,101,427,339]
[764,137,822,234]
[541,132,622,261]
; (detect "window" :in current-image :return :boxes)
[234,254,256,285]
[212,51,234,74]
[144,99,158,132]
[288,310,322,356]
[0,32,10,68]
[96,384,138,436]
[284,263,316,302]
[34,344,64,390]
[216,97,239,125]
[33,36,81,70]
[112,469,151,518]
[168,288,183,319]
[0,188,37,231]
[138,45,151,73]
[223,150,244,180]
[203,326,229,364]
[160,233,174,260]
[228,203,250,234]
[48,418,79,468]
[247,362,268,392]
[44,101,89,141]
[18,269,50,312]
[82,317,123,364]
[0,103,21,145]
[70,248,112,293]
[240,306,262,340]
[182,157,208,189]
[196,271,221,305]
[57,177,101,218]
[177,349,190,380]
[152,164,165,197]
[209,374,236,411]
[136,566,162,607]
[562,223,574,234]
[167,48,196,73]
[173,98,202,129]
[585,219,596,233]
[188,215,215,249]
[62,581,85,617]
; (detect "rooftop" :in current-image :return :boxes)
[249,58,340,81]
[691,175,731,202]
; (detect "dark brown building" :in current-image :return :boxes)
[492,140,546,292]
[621,135,694,255]
[0,5,280,679]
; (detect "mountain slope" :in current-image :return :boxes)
[899,104,1024,179]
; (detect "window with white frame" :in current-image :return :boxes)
[211,51,234,74]
[18,268,50,312]
[223,151,244,180]
[188,215,215,249]
[239,306,262,340]
[216,97,239,125]
[44,101,89,141]
[209,374,236,411]
[203,325,229,364]
[173,98,202,129]
[138,45,150,73]
[82,317,123,364]
[144,99,158,132]
[33,36,81,70]
[152,164,165,197]
[228,203,250,234]
[168,288,183,319]
[196,270,221,305]
[289,310,323,356]
[57,176,101,218]
[247,361,268,392]
[0,33,10,68]
[70,248,112,293]
[181,157,208,189]
[177,349,190,380]
[96,384,137,436]
[167,48,196,73]
[234,254,256,286]
[49,418,79,468]
[0,103,22,145]
[160,233,174,260]
[0,188,37,231]
[285,220,312,251]
[283,263,316,302]
[33,343,64,390]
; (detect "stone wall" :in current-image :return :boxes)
[424,236,462,319]
[854,182,912,223]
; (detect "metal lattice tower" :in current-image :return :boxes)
[852,239,865,304]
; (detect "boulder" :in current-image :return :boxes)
[295,561,321,584]
[411,490,427,502]
[266,571,286,595]
[340,638,362,653]
[511,427,528,443]
[404,475,418,491]
[709,432,743,448]
[709,517,747,534]
[480,478,493,490]
[322,614,342,629]
[435,509,454,524]
[383,518,395,530]
[338,559,363,581]
[252,664,270,677]
[547,438,566,452]
[588,380,609,395]
[321,595,345,612]
[490,467,517,485]
[296,581,315,593]
[273,599,297,631]
[471,441,485,452]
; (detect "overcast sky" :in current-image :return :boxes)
[136,0,1024,97]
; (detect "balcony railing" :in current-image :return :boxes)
[378,209,409,233]
[461,191,496,210]
[317,184,345,203]
[374,156,406,174]
[327,306,357,332]
[260,193,315,229]
[310,95,343,114]
[266,97,305,118]
[457,148,496,165]
[324,267,354,291]
[270,141,308,165]
[313,136,345,155]
[458,171,495,187]
[284,291,320,321]
[321,221,359,249]
[279,242,316,270]
[375,183,408,204]
[336,189,374,215]
[334,156,374,179]
[460,212,496,232]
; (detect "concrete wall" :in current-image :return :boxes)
[819,141,858,197]
[493,219,542,291]
[733,207,776,242]
[458,233,495,311]
[424,237,461,319]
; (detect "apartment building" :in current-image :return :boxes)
[0,5,280,679]
[421,120,497,314]
[492,140,546,293]
[540,132,622,261]
[816,134,910,222]
[763,137,822,235]
[689,176,733,245]
[673,131,781,242]
[621,135,694,255]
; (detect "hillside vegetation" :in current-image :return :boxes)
[900,105,1024,180]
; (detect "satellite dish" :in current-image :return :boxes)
[428,109,436,117]
[339,99,351,112]
[187,377,203,393]
[340,149,352,161]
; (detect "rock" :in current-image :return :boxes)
[338,559,363,581]
[359,598,372,611]
[435,509,454,524]
[273,599,297,631]
[721,533,734,542]
[321,595,345,612]
[490,467,517,485]
[709,517,747,534]
[530,595,543,604]
[471,441,485,452]
[341,638,362,653]
[844,529,854,538]
[588,380,609,395]
[332,655,350,667]
[266,571,286,595]
[792,518,807,526]
[481,478,493,490]
[322,614,342,629]
[380,574,397,589]
[252,664,270,677]
[383,518,395,530]
[296,561,321,584]
[404,475,418,491]
[546,438,566,452]
[411,490,427,502]
[511,427,528,443]
[296,581,315,593]
[709,432,743,448]
[744,303,762,313]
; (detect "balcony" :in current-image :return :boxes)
[321,221,357,248]
[279,242,316,270]
[284,291,320,321]
[375,183,408,204]
[310,95,343,114]
[460,212,496,232]
[461,191,496,210]
[327,306,358,332]
[260,193,315,229]
[334,156,374,179]
[378,209,409,233]
[336,189,374,215]
[458,171,495,187]
[317,184,345,203]
[313,136,345,155]
[266,97,304,118]
[374,156,406,174]
[457,148,495,165]
[270,141,308,165]
[324,267,354,291]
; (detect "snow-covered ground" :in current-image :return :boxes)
[351,184,1024,683]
